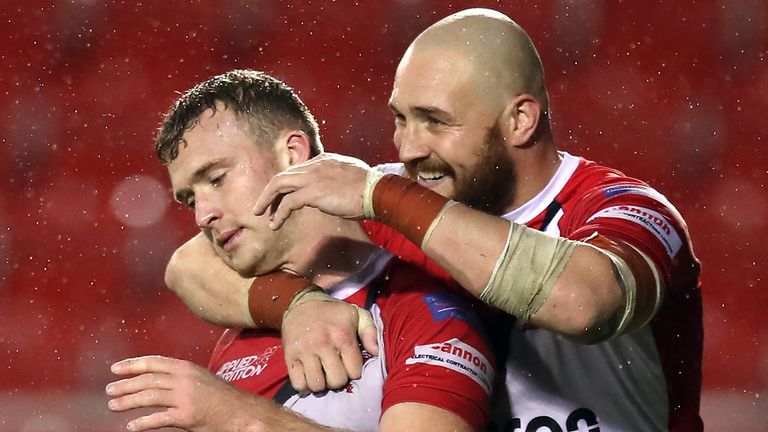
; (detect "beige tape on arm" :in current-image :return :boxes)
[283,285,334,321]
[283,285,375,334]
[479,222,576,321]
[597,247,637,338]
[362,169,385,220]
[601,243,663,338]
[420,200,459,249]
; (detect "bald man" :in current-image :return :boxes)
[166,8,703,432]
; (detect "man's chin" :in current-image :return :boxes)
[222,256,257,278]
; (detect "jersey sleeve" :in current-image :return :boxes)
[564,182,696,295]
[360,220,455,285]
[378,263,495,431]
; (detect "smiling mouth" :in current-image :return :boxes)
[414,170,450,190]
[417,170,446,182]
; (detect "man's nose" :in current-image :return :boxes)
[396,125,431,164]
[195,199,221,228]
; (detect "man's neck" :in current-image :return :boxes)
[504,141,562,213]
[281,214,379,290]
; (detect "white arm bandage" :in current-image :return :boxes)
[479,222,576,321]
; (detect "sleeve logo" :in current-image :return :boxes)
[587,205,682,256]
[406,338,492,394]
[422,292,482,329]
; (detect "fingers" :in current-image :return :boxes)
[106,373,173,397]
[318,347,350,389]
[282,300,378,393]
[253,171,306,217]
[301,354,327,393]
[108,388,174,412]
[125,411,177,432]
[111,355,180,376]
[287,358,308,394]
[357,312,380,357]
[339,341,364,381]
[267,187,316,230]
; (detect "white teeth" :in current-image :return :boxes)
[418,171,445,181]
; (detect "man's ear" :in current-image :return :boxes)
[275,131,312,168]
[502,94,541,148]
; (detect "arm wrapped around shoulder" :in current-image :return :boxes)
[479,224,663,339]
[479,222,576,322]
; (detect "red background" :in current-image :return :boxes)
[0,0,765,430]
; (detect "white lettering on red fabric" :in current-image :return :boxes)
[215,345,279,383]
[587,205,682,257]
[406,338,492,394]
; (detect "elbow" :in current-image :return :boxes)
[164,249,185,295]
[558,285,624,345]
[564,308,620,345]
[164,234,204,295]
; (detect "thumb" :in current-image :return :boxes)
[356,307,379,356]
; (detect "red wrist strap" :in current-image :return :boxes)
[372,174,450,246]
[248,272,312,329]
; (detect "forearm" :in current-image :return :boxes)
[107,355,346,432]
[234,394,342,432]
[165,233,255,328]
[422,204,623,339]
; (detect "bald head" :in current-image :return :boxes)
[404,8,549,120]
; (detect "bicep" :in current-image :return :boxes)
[379,402,474,432]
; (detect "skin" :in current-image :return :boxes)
[164,7,656,391]
[255,10,626,339]
[108,106,473,432]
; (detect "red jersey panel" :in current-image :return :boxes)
[208,251,494,431]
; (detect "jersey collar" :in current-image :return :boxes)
[502,151,580,224]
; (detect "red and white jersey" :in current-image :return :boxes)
[208,248,494,431]
[366,153,703,431]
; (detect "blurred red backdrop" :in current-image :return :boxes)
[0,0,765,430]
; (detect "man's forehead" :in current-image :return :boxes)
[392,46,506,117]
[392,54,476,109]
[186,106,244,139]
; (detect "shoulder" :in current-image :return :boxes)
[562,159,690,244]
[559,159,700,289]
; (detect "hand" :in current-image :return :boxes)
[106,356,256,432]
[253,153,371,230]
[282,299,379,393]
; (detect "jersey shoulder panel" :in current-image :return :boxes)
[376,259,494,431]
[557,160,698,285]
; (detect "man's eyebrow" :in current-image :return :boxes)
[388,103,455,122]
[413,105,454,121]
[173,158,226,203]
